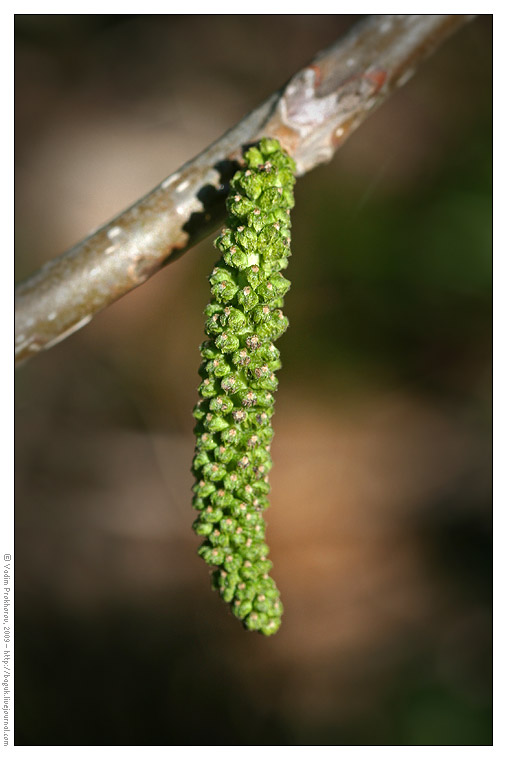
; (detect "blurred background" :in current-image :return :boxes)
[15,15,492,746]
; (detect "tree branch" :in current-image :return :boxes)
[15,14,474,367]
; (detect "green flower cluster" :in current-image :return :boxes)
[192,138,296,636]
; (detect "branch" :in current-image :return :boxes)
[15,14,474,367]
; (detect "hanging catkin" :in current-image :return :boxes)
[191,138,295,635]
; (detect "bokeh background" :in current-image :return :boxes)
[15,15,492,746]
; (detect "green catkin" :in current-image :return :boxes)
[191,138,296,636]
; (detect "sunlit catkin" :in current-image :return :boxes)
[191,138,295,635]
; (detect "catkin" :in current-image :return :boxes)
[191,138,295,635]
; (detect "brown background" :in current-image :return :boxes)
[15,15,492,745]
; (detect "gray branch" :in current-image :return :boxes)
[15,14,474,367]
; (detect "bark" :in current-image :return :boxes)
[15,14,474,367]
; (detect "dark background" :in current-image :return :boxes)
[15,15,492,746]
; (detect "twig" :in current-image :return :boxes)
[15,14,474,367]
